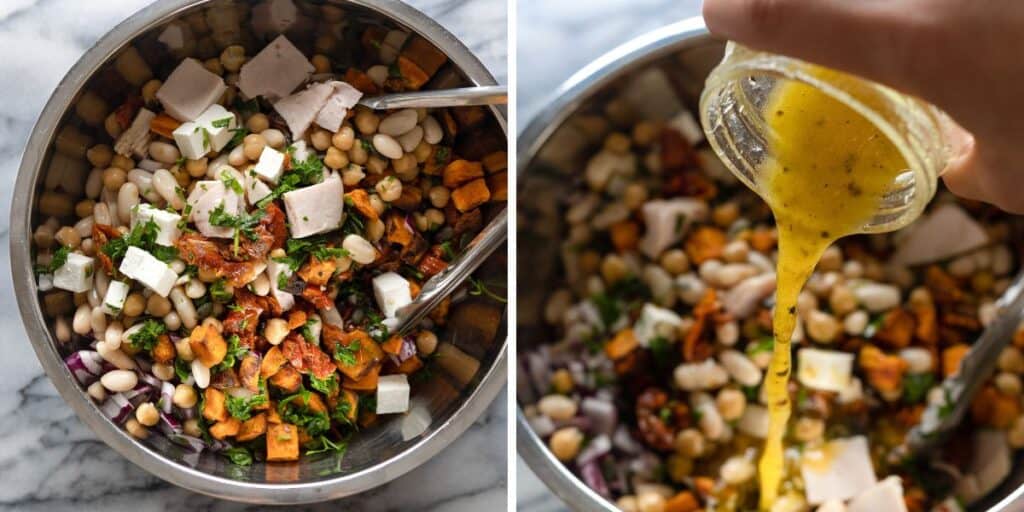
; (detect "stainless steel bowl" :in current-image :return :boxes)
[516,17,1024,512]
[10,0,506,504]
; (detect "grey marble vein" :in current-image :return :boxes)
[515,0,701,510]
[0,0,506,510]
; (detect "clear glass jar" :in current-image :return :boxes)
[700,42,952,234]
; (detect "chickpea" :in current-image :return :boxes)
[660,249,690,275]
[135,402,160,427]
[141,79,162,104]
[332,125,355,150]
[152,363,175,381]
[632,121,660,147]
[102,167,127,191]
[425,208,445,229]
[375,176,403,202]
[242,133,267,161]
[716,388,746,421]
[146,294,172,317]
[311,54,331,74]
[622,183,648,210]
[604,132,631,154]
[549,427,583,462]
[413,140,433,163]
[203,58,223,75]
[392,153,418,180]
[311,128,332,151]
[617,496,640,512]
[185,157,208,177]
[105,113,123,139]
[123,293,145,317]
[550,369,574,394]
[55,226,81,248]
[172,384,199,408]
[428,186,450,208]
[354,109,379,135]
[246,113,269,133]
[341,164,365,186]
[674,428,704,458]
[262,129,286,149]
[111,154,134,172]
[348,140,369,165]
[600,254,628,284]
[537,394,577,420]
[366,155,388,175]
[264,318,289,345]
[636,492,666,512]
[75,199,95,218]
[412,212,430,232]
[324,146,348,169]
[86,144,114,168]
[712,201,740,228]
[415,330,438,355]
[125,418,150,439]
[219,45,246,73]
[368,193,386,216]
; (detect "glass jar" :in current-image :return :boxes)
[700,42,952,234]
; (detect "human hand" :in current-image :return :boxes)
[703,0,1024,213]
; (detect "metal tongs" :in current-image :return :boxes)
[899,271,1024,459]
[388,208,507,337]
[359,85,508,110]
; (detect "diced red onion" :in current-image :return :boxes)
[125,383,155,406]
[168,434,206,453]
[101,393,135,424]
[613,425,642,455]
[134,356,152,373]
[579,461,611,498]
[581,397,617,436]
[577,434,611,466]
[180,406,197,420]
[528,415,556,438]
[526,352,551,396]
[554,415,592,431]
[567,361,586,390]
[159,411,183,435]
[628,452,661,480]
[65,351,100,385]
[398,336,417,362]
[160,382,175,414]
[140,373,162,389]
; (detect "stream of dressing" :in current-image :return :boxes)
[754,76,908,509]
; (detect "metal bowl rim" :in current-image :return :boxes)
[10,0,507,504]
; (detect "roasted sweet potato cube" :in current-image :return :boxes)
[482,151,507,174]
[451,179,490,212]
[391,185,423,212]
[665,491,700,512]
[361,26,387,53]
[972,385,1021,428]
[452,107,487,129]
[237,413,267,442]
[298,257,337,287]
[149,113,181,139]
[189,325,227,368]
[396,56,430,90]
[335,389,359,423]
[343,68,378,95]
[685,226,727,265]
[343,364,381,391]
[381,335,404,355]
[386,212,414,247]
[286,310,307,330]
[266,404,282,424]
[202,388,228,423]
[400,37,448,76]
[605,329,639,360]
[609,221,639,252]
[396,355,424,374]
[261,346,288,378]
[943,343,970,377]
[209,417,242,440]
[151,334,176,364]
[269,364,302,393]
[486,171,507,202]
[239,352,261,392]
[874,308,916,349]
[442,159,484,188]
[859,344,907,393]
[332,329,385,380]
[266,423,300,461]
[345,189,378,220]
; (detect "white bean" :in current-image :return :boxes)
[117,182,140,224]
[101,369,138,392]
[192,359,211,389]
[378,109,418,136]
[85,168,103,199]
[185,278,206,299]
[343,234,377,264]
[104,321,124,347]
[421,115,443,144]
[152,169,184,210]
[127,169,162,204]
[148,141,180,164]
[719,350,762,386]
[372,134,403,159]
[96,340,137,369]
[169,259,186,274]
[72,304,92,335]
[164,311,182,330]
[93,202,112,226]
[90,306,108,338]
[152,363,175,381]
[87,380,107,401]
[251,273,270,296]
[397,125,423,152]
[94,265,110,298]
[261,129,285,149]
[74,216,95,238]
[899,347,934,374]
[55,316,72,343]
[169,287,197,329]
[537,394,577,421]
[87,286,102,308]
[228,144,246,167]
[366,65,388,86]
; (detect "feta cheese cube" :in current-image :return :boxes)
[273,81,335,138]
[238,35,313,101]
[376,374,410,414]
[282,173,343,238]
[118,246,178,297]
[797,348,855,392]
[156,58,227,121]
[252,146,286,183]
[245,169,273,206]
[290,140,312,163]
[52,253,94,293]
[114,108,156,158]
[172,121,205,159]
[102,281,130,315]
[373,272,412,319]
[37,273,53,292]
[266,258,294,312]
[801,436,877,505]
[315,81,363,132]
[848,476,907,512]
[633,303,683,346]
[173,105,238,159]
[131,203,182,246]
[638,198,708,258]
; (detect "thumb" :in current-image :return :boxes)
[941,125,1024,214]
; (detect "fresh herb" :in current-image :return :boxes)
[226,127,249,150]
[220,169,244,195]
[400,264,425,281]
[691,407,704,423]
[278,389,331,437]
[903,373,934,404]
[434,146,450,164]
[194,125,212,150]
[468,277,507,303]
[214,334,248,373]
[339,210,366,237]
[331,398,355,426]
[742,385,760,402]
[333,340,360,367]
[234,96,261,115]
[210,279,233,302]
[864,314,885,339]
[648,336,673,368]
[438,241,456,262]
[364,310,389,344]
[174,358,191,381]
[590,294,621,329]
[225,386,269,421]
[223,446,253,466]
[306,435,349,456]
[273,236,350,274]
[309,374,339,396]
[256,153,324,208]
[102,218,178,263]
[387,62,402,78]
[659,407,672,423]
[300,319,318,343]
[358,394,377,416]
[35,245,70,274]
[211,117,233,129]
[208,203,265,256]
[128,319,166,351]
[673,214,688,234]
[937,387,956,420]
[746,336,775,356]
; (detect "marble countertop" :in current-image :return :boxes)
[515,0,701,510]
[0,1,506,511]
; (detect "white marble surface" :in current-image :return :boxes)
[0,1,506,510]
[515,0,701,510]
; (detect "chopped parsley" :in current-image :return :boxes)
[904,373,935,404]
[209,279,233,302]
[278,388,331,437]
[223,446,253,466]
[211,117,233,129]
[225,385,269,421]
[364,310,389,344]
[226,127,249,150]
[309,373,339,396]
[333,341,360,366]
[648,336,673,366]
[305,435,348,456]
[35,245,70,275]
[438,241,457,261]
[746,336,775,356]
[220,169,244,195]
[331,398,354,426]
[434,146,450,164]
[468,277,507,303]
[213,334,249,373]
[300,319,318,343]
[255,153,325,208]
[174,358,191,381]
[208,203,265,256]
[194,125,212,150]
[128,319,166,351]
[101,218,179,263]
[339,210,366,237]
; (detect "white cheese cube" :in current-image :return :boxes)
[315,81,363,132]
[252,146,286,183]
[156,58,227,121]
[37,273,54,292]
[118,246,178,297]
[52,253,95,293]
[290,140,312,163]
[245,169,273,206]
[195,104,236,152]
[172,121,206,160]
[848,476,907,512]
[376,374,410,414]
[801,436,877,505]
[114,108,156,158]
[131,204,182,246]
[266,258,294,312]
[797,348,855,392]
[282,173,343,238]
[273,81,335,138]
[238,35,313,101]
[373,272,412,319]
[638,198,708,258]
[633,303,683,346]
[102,281,130,315]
